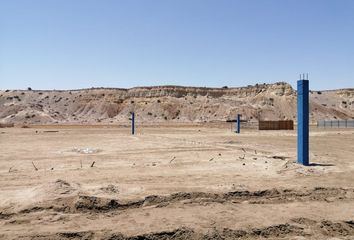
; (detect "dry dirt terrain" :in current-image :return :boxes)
[0,124,354,239]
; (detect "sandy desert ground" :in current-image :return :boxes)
[0,124,354,239]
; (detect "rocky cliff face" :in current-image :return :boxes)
[0,82,353,125]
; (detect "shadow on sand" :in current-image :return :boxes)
[309,163,335,167]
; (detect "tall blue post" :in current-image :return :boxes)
[235,114,241,134]
[131,112,135,135]
[297,79,309,166]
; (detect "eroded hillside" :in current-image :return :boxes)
[0,82,353,125]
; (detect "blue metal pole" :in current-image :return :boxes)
[131,112,135,135]
[236,114,241,134]
[235,115,237,133]
[297,80,309,166]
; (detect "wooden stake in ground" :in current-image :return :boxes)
[32,161,38,171]
[90,161,95,167]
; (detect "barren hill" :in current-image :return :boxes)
[0,82,353,125]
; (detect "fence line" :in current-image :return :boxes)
[317,120,354,128]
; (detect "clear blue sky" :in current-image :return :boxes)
[1,0,353,90]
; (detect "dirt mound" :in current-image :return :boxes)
[4,179,81,213]
[22,229,193,240]
[141,187,353,207]
[74,195,122,212]
[291,217,318,225]
[320,220,354,237]
[99,184,119,194]
[5,186,354,239]
[32,179,79,198]
[26,231,95,240]
[0,212,13,220]
[104,228,195,240]
[13,187,354,215]
[219,224,305,239]
[18,220,354,239]
[50,179,77,195]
